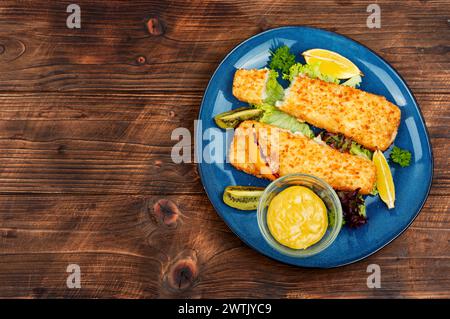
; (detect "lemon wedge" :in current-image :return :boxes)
[373,150,395,209]
[302,48,362,79]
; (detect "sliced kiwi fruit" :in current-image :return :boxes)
[214,107,263,129]
[223,186,265,211]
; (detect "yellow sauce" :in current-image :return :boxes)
[267,186,328,249]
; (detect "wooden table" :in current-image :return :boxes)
[0,0,448,298]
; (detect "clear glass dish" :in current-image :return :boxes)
[257,173,343,257]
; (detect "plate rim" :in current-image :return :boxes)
[196,26,434,268]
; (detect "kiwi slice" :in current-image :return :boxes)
[223,186,265,211]
[214,107,263,129]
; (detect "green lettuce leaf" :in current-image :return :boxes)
[284,62,340,84]
[350,142,373,160]
[255,103,314,138]
[341,74,362,88]
[320,131,373,160]
[264,70,284,105]
[370,185,379,196]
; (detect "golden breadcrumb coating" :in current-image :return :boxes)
[232,69,268,105]
[279,76,401,151]
[229,121,376,194]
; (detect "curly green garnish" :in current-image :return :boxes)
[269,45,296,75]
[390,146,412,167]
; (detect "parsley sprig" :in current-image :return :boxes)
[390,146,412,167]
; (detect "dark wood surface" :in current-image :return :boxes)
[0,0,448,298]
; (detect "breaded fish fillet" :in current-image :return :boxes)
[278,76,401,151]
[232,69,269,105]
[229,120,376,194]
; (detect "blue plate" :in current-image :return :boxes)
[196,26,433,268]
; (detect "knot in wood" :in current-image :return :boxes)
[146,16,165,36]
[165,255,198,291]
[136,56,146,65]
[152,199,180,227]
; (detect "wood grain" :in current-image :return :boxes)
[0,0,448,93]
[0,194,448,298]
[0,92,200,194]
[0,0,448,298]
